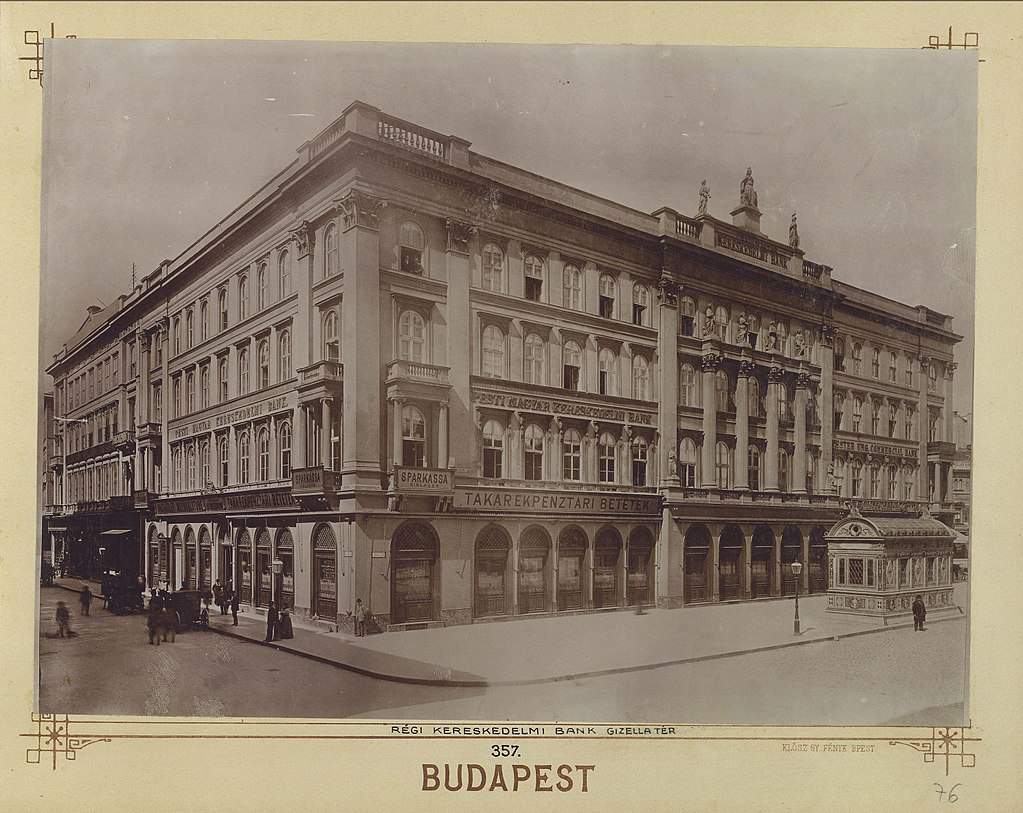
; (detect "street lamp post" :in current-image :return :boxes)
[791,560,803,635]
[271,558,284,607]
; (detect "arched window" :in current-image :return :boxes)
[905,406,915,440]
[852,397,862,432]
[776,321,788,355]
[278,421,292,479]
[218,356,228,402]
[399,222,425,274]
[278,329,291,381]
[218,289,228,331]
[257,427,270,481]
[928,363,938,392]
[199,440,210,487]
[278,249,291,298]
[888,350,897,383]
[598,347,617,396]
[524,333,545,385]
[238,430,250,484]
[905,355,915,386]
[598,273,616,318]
[257,264,267,311]
[173,447,183,491]
[187,445,196,490]
[172,377,182,417]
[185,371,195,413]
[563,341,582,391]
[324,224,338,278]
[524,254,544,301]
[746,313,761,348]
[632,355,650,400]
[401,405,426,467]
[680,363,697,406]
[480,243,504,292]
[850,461,863,497]
[869,465,881,498]
[597,432,617,483]
[632,283,650,326]
[679,297,696,337]
[631,437,648,486]
[238,276,249,321]
[748,378,761,417]
[714,305,729,341]
[186,309,194,348]
[680,438,698,488]
[715,441,731,488]
[888,464,899,500]
[902,466,914,500]
[323,310,340,361]
[200,366,210,409]
[258,340,270,389]
[779,449,790,491]
[715,369,729,412]
[481,325,505,378]
[482,420,504,479]
[398,310,425,362]
[173,317,181,355]
[871,347,880,379]
[562,429,582,481]
[200,300,209,342]
[238,348,249,395]
[563,264,583,310]
[852,343,863,375]
[524,424,544,481]
[748,445,761,490]
[218,436,229,486]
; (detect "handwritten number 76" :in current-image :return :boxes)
[934,783,961,804]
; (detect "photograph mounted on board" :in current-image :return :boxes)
[36,40,975,725]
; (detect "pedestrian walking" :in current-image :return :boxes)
[213,579,224,614]
[55,601,72,638]
[265,601,278,642]
[230,590,240,626]
[354,598,367,637]
[276,607,294,640]
[79,584,92,617]
[147,602,161,645]
[159,606,177,643]
[912,594,927,631]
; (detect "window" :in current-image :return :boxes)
[398,310,425,362]
[748,445,761,490]
[278,421,292,479]
[200,367,210,408]
[401,405,426,467]
[199,300,209,342]
[680,438,698,488]
[324,224,338,278]
[888,465,898,500]
[929,413,938,442]
[399,222,425,275]
[278,250,291,298]
[869,400,879,435]
[257,264,267,311]
[679,297,696,337]
[598,433,616,483]
[173,448,183,491]
[888,351,897,382]
[838,558,846,584]
[482,325,505,378]
[807,453,817,495]
[778,449,789,491]
[524,255,544,301]
[852,397,862,433]
[238,348,249,395]
[130,343,137,377]
[524,333,545,385]
[715,369,729,412]
[928,363,938,392]
[714,305,729,341]
[778,382,789,421]
[852,343,863,375]
[871,347,880,379]
[258,340,270,389]
[185,372,195,414]
[563,264,583,310]
[715,441,730,488]
[680,363,697,407]
[888,406,898,438]
[200,441,210,487]
[598,348,617,395]
[323,310,340,361]
[632,437,648,486]
[218,357,228,402]
[186,445,196,490]
[330,412,342,471]
[562,429,582,481]
[598,273,616,319]
[257,428,270,481]
[632,284,650,326]
[152,383,162,422]
[775,321,788,355]
[173,318,181,355]
[482,420,504,478]
[746,314,760,349]
[849,558,864,586]
[278,330,291,381]
[173,377,182,418]
[870,465,881,499]
[904,407,914,440]
[903,467,914,500]
[477,243,505,292]
[218,290,229,331]
[563,341,582,391]
[632,355,650,400]
[906,356,915,386]
[238,276,250,322]
[851,461,863,497]
[238,431,250,484]
[524,424,544,481]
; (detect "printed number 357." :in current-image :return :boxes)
[491,745,519,758]
[934,783,961,804]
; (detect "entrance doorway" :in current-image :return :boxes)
[238,530,253,604]
[198,528,211,590]
[719,525,744,601]
[557,527,586,611]
[808,527,827,593]
[593,528,622,609]
[626,527,653,606]
[255,529,272,607]
[781,526,802,596]
[391,522,438,624]
[276,529,294,610]
[312,524,337,620]
[684,525,711,604]
[518,526,550,614]
[184,527,197,589]
[751,526,775,598]
[474,525,509,618]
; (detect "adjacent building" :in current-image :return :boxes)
[41,101,963,630]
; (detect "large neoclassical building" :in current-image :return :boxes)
[42,101,962,631]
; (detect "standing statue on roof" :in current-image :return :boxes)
[789,212,800,249]
[697,180,711,216]
[740,167,758,208]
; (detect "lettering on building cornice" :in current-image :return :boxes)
[455,488,660,515]
[474,391,653,425]
[170,395,290,440]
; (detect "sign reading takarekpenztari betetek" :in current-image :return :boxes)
[455,488,661,514]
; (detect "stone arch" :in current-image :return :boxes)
[519,525,552,614]
[719,524,746,601]
[391,521,439,624]
[474,524,511,618]
[683,524,712,604]
[751,525,775,598]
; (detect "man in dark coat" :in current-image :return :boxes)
[79,584,92,617]
[230,590,240,626]
[265,601,278,642]
[212,580,224,614]
[56,601,72,638]
[147,602,161,645]
[276,607,294,640]
[912,594,927,631]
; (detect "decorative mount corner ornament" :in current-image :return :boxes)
[657,273,680,307]
[768,364,785,383]
[820,323,835,348]
[288,219,315,258]
[335,190,386,231]
[445,218,477,254]
[700,354,721,373]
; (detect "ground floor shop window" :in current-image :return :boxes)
[626,528,653,605]
[391,522,437,624]
[313,524,337,619]
[751,527,774,598]
[683,525,711,604]
[200,546,212,591]
[557,527,586,611]
[474,526,509,618]
[719,526,743,601]
[238,531,252,603]
[277,529,294,610]
[518,527,550,614]
[781,527,802,596]
[593,529,621,609]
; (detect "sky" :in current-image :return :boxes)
[40,40,977,414]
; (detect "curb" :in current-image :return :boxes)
[205,608,967,689]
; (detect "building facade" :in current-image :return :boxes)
[41,101,963,630]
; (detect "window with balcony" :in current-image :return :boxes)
[563,341,582,391]
[680,438,698,488]
[563,264,583,310]
[239,276,249,322]
[632,283,650,326]
[279,250,291,298]
[598,348,618,396]
[482,325,505,378]
[400,222,425,275]
[598,273,616,319]
[633,355,650,400]
[401,405,427,468]
[218,290,229,331]
[524,424,544,481]
[398,310,426,363]
[324,224,338,278]
[749,445,761,490]
[632,437,647,486]
[218,357,229,402]
[524,333,545,385]
[679,297,696,337]
[238,348,249,395]
[258,340,270,389]
[278,421,292,479]
[257,428,270,481]
[279,330,291,381]
[524,254,544,302]
[482,420,504,479]
[598,432,616,483]
[562,429,582,481]
[257,264,267,311]
[715,369,730,412]
[238,431,250,484]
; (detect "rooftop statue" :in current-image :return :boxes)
[789,212,800,249]
[740,167,758,209]
[697,180,711,216]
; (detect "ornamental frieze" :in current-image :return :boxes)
[473,389,653,425]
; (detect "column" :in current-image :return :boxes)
[917,357,930,499]
[800,532,810,591]
[819,327,834,492]
[444,218,474,476]
[710,525,721,602]
[391,398,404,468]
[657,277,680,485]
[765,366,782,491]
[793,373,809,493]
[438,402,449,469]
[944,362,956,442]
[734,359,752,490]
[933,461,943,505]
[772,532,782,597]
[320,397,332,469]
[700,355,719,488]
[741,528,753,600]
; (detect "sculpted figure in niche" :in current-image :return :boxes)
[702,305,716,337]
[735,313,749,346]
[793,330,807,359]
[765,321,779,351]
[740,167,758,208]
[667,450,678,478]
[697,180,711,216]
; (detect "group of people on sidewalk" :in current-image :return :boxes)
[145,588,179,645]
[210,579,242,625]
[263,601,294,642]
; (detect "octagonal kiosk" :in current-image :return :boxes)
[824,507,958,625]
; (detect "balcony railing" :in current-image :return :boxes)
[113,429,136,450]
[298,360,344,387]
[291,466,343,496]
[386,359,450,386]
[378,114,447,160]
[802,259,831,281]
[676,216,702,240]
